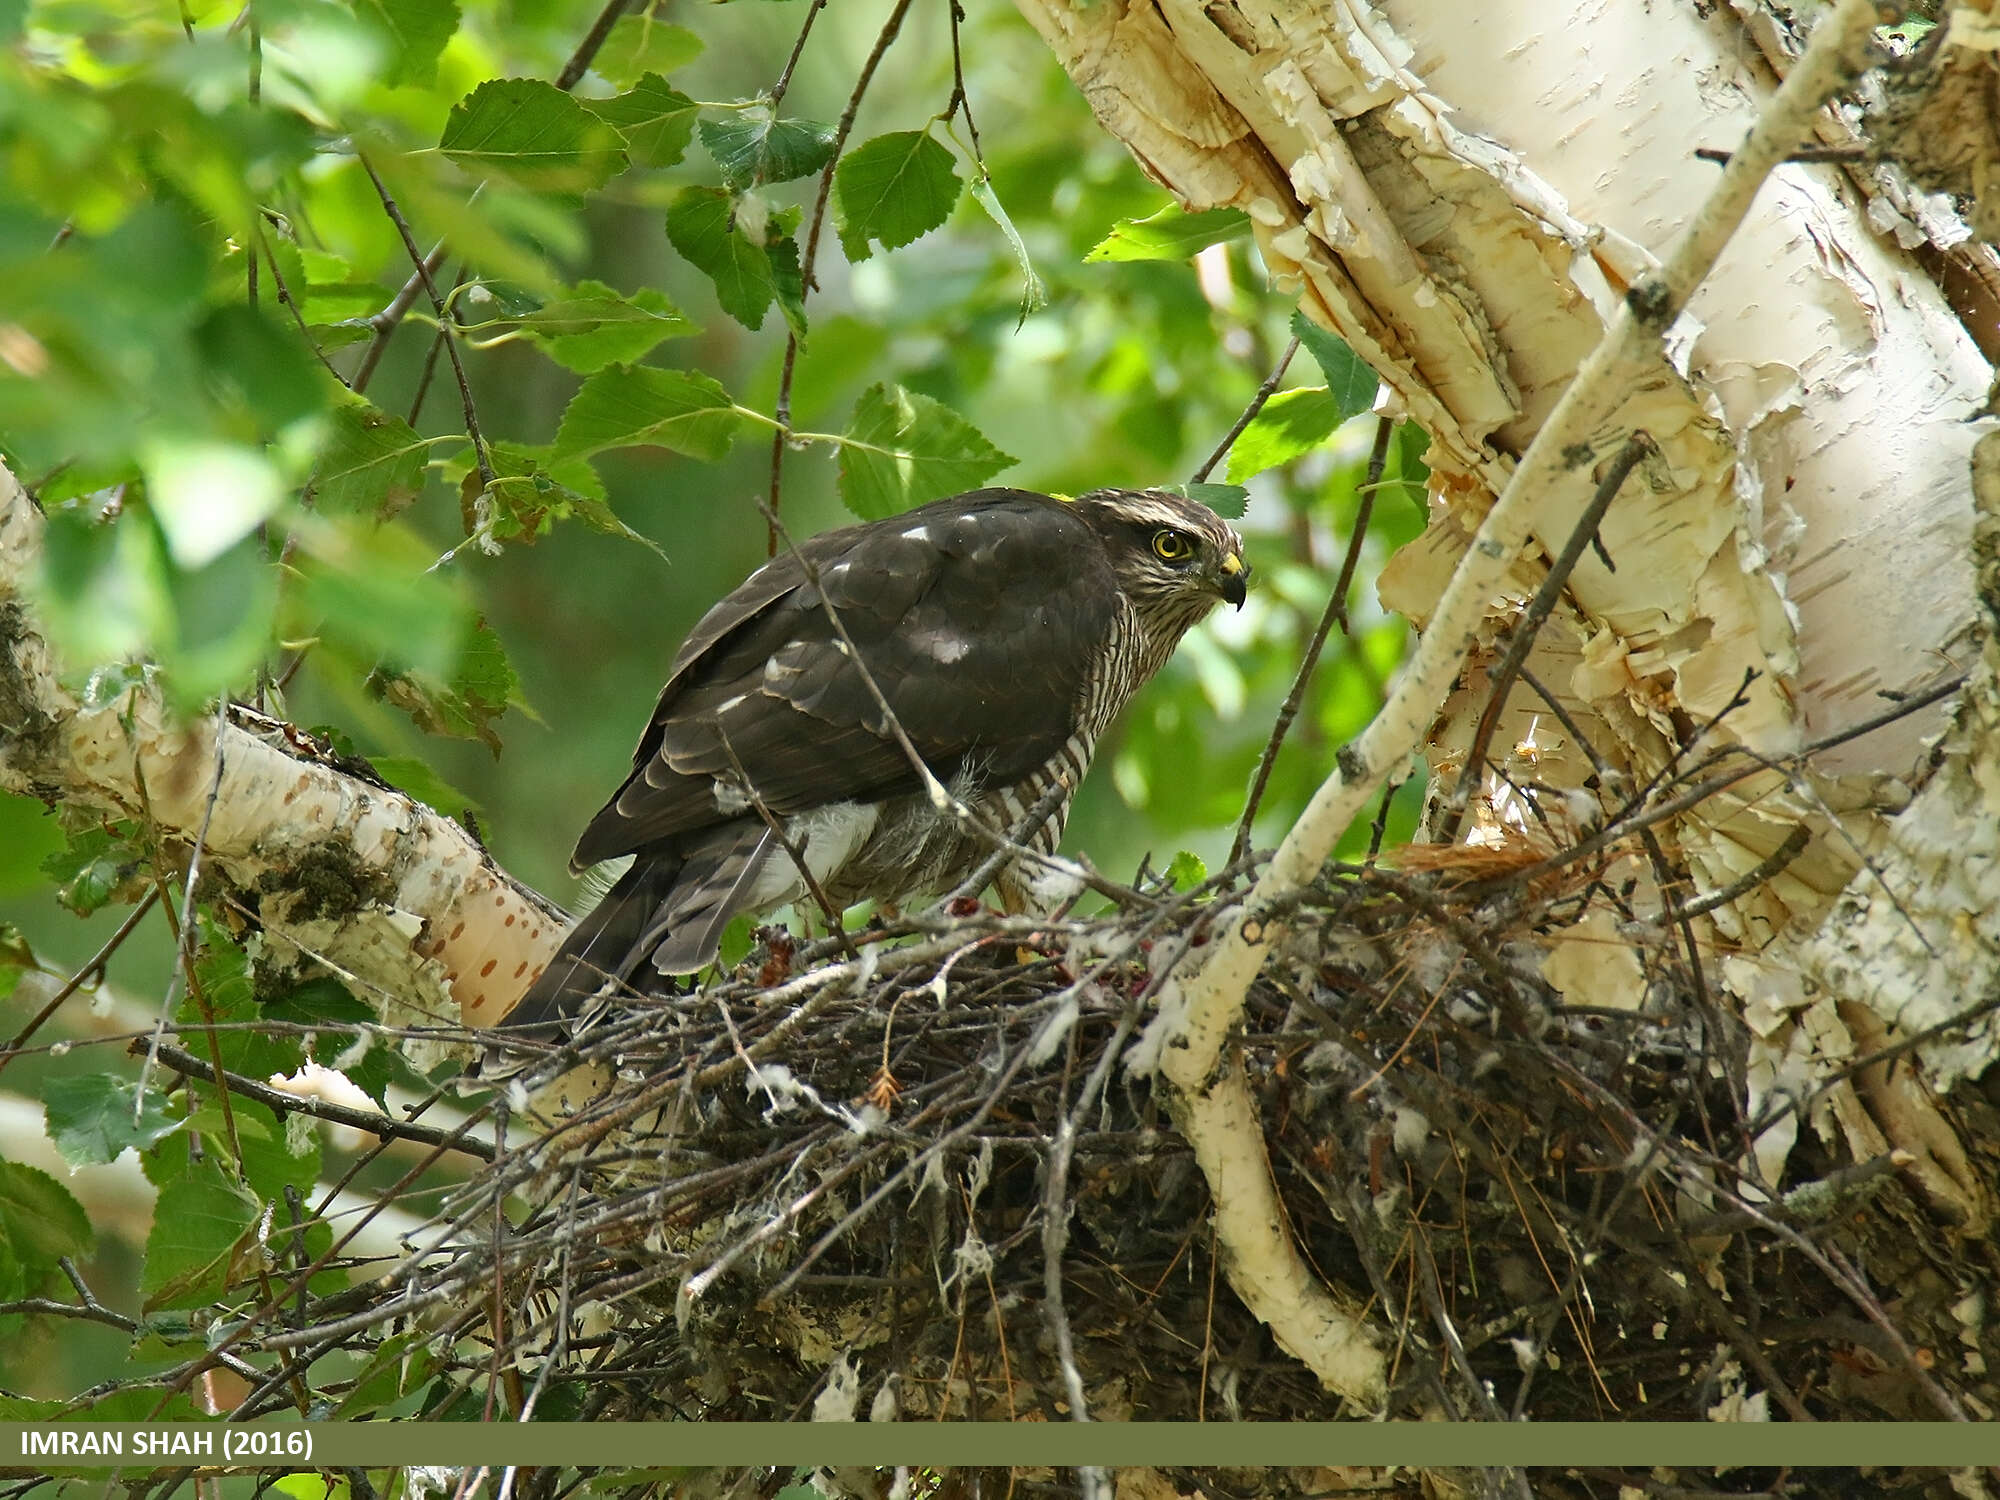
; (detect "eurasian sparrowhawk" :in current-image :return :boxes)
[506,485,1247,1028]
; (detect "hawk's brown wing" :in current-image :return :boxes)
[571,488,1121,867]
[500,490,1127,1030]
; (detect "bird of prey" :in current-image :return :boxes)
[505,485,1247,1029]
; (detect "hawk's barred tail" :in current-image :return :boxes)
[504,825,777,1030]
[644,825,774,976]
[505,855,686,1031]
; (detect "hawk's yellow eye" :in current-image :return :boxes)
[1151,529,1194,563]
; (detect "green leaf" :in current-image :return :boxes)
[554,364,745,464]
[0,1389,201,1424]
[834,130,961,259]
[351,0,460,86]
[337,1330,439,1417]
[0,1161,93,1281]
[141,1160,260,1312]
[44,1075,182,1167]
[969,172,1047,323]
[506,279,697,372]
[0,922,32,1002]
[698,112,836,193]
[1084,204,1250,263]
[143,440,285,570]
[0,795,62,899]
[837,383,1014,521]
[289,518,472,683]
[719,913,755,967]
[300,269,385,325]
[41,826,146,918]
[591,15,704,87]
[162,532,283,711]
[768,231,806,338]
[566,490,670,558]
[229,1102,321,1206]
[311,400,429,519]
[186,919,305,1082]
[1289,312,1377,425]
[263,978,431,1108]
[1224,387,1349,483]
[665,186,784,331]
[580,75,699,170]
[1166,850,1208,892]
[374,616,532,754]
[461,440,668,560]
[1166,481,1250,519]
[439,79,627,191]
[193,304,330,435]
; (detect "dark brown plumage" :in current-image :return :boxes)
[505,485,1247,1030]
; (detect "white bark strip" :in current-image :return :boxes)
[0,467,561,1032]
[1174,1053,1384,1403]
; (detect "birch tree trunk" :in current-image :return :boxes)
[1014,0,2000,1357]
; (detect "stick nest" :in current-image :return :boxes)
[249,847,2000,1433]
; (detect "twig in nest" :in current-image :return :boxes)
[1440,431,1654,843]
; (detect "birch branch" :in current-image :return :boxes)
[1149,0,1891,1396]
[0,466,562,1034]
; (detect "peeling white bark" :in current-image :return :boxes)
[1020,0,1997,1383]
[0,467,561,1035]
[1792,430,2000,1228]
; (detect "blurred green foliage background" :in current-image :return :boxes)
[0,0,1426,1407]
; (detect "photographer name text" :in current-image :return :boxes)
[19,1427,311,1462]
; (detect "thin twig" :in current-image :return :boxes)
[1191,336,1300,484]
[942,774,1079,909]
[1695,144,1870,165]
[714,728,858,961]
[554,0,632,90]
[406,267,468,429]
[0,887,160,1074]
[1439,431,1654,842]
[253,227,347,384]
[943,0,983,160]
[350,242,448,395]
[1673,823,1812,921]
[351,0,614,393]
[1230,413,1392,865]
[360,156,495,492]
[138,1040,498,1160]
[767,0,828,112]
[764,0,916,550]
[1040,983,1146,1427]
[136,706,229,1108]
[1509,668,1967,888]
[0,1261,141,1332]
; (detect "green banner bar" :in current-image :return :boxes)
[4,1423,2000,1471]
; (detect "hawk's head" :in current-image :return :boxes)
[1071,487,1249,633]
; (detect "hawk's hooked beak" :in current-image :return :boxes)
[1218,550,1249,609]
